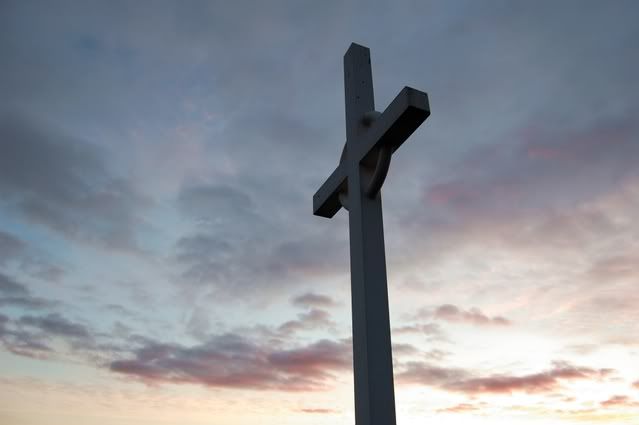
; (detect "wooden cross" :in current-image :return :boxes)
[313,43,430,425]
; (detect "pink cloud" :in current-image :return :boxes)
[446,362,613,395]
[110,334,351,392]
[397,360,614,396]
[600,395,639,408]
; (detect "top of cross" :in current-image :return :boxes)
[313,43,430,218]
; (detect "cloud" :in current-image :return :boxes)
[173,182,348,298]
[177,184,255,224]
[0,273,28,296]
[396,361,469,387]
[110,334,351,391]
[392,323,448,342]
[423,349,451,361]
[267,339,351,378]
[0,113,150,252]
[175,234,233,264]
[445,362,613,395]
[397,360,614,396]
[0,272,56,310]
[433,304,511,326]
[0,313,52,358]
[19,313,91,339]
[0,231,25,265]
[421,111,639,223]
[392,118,639,344]
[398,110,639,274]
[0,233,64,282]
[291,292,338,309]
[587,254,639,283]
[600,395,639,408]
[392,343,420,356]
[277,309,334,334]
[0,296,54,310]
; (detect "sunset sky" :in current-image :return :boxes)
[1,1,638,424]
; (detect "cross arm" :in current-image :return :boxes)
[353,86,430,167]
[313,163,347,218]
[313,87,430,219]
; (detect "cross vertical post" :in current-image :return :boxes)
[313,43,430,425]
[344,44,396,425]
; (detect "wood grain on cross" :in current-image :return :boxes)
[313,43,430,425]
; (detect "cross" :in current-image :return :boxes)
[313,43,430,425]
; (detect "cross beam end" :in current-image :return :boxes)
[355,86,430,166]
[313,164,346,218]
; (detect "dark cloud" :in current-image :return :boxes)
[0,296,54,310]
[0,272,56,310]
[433,304,511,327]
[291,292,338,309]
[1,331,52,358]
[0,313,52,358]
[0,113,149,252]
[19,313,91,339]
[110,333,351,391]
[1,308,130,361]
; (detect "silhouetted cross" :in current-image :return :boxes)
[313,43,430,425]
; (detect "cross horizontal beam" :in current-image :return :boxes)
[313,86,430,218]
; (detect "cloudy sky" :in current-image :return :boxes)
[1,1,638,424]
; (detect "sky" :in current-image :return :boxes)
[1,1,638,424]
